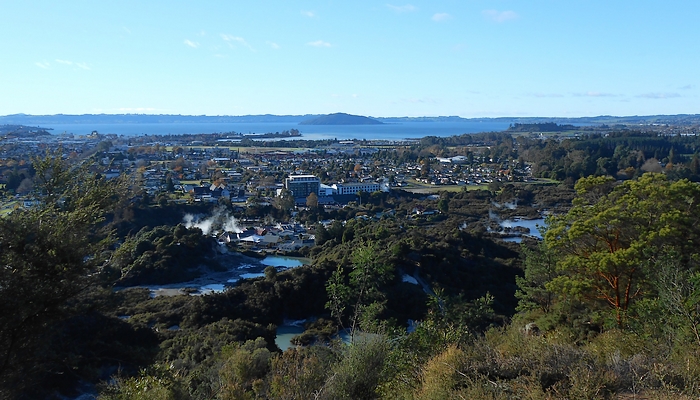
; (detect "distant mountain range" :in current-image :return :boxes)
[2,113,700,126]
[0,114,316,124]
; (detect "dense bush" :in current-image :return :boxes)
[110,224,219,285]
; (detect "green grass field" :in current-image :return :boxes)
[402,179,487,194]
[400,177,557,194]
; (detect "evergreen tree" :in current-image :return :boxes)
[0,152,127,397]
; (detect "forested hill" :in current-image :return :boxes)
[299,112,384,125]
[0,124,51,137]
[0,114,317,124]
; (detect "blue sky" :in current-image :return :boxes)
[1,1,698,117]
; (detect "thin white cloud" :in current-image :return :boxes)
[184,39,200,48]
[636,92,681,99]
[482,10,519,23]
[574,91,618,97]
[122,27,131,34]
[53,59,91,70]
[35,61,50,69]
[387,4,417,13]
[266,41,280,49]
[432,13,452,22]
[308,40,331,47]
[679,84,695,90]
[220,34,254,51]
[301,10,316,18]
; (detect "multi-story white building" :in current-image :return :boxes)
[319,183,335,197]
[331,182,381,195]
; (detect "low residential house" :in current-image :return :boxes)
[23,199,40,208]
[103,169,122,179]
[218,232,237,244]
[182,184,195,193]
[278,240,305,251]
[192,186,212,201]
[239,232,279,247]
[228,172,243,182]
[210,183,230,199]
[374,209,396,219]
[275,228,297,240]
[411,206,425,215]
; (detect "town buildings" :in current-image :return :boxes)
[284,174,321,199]
[331,181,380,195]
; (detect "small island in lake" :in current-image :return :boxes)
[299,112,384,125]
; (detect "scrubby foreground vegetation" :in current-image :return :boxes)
[3,137,700,398]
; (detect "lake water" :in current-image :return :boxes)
[260,255,308,268]
[45,121,511,141]
[275,324,306,351]
[143,255,310,297]
[499,218,546,239]
[274,324,356,350]
[239,272,264,280]
[198,284,227,295]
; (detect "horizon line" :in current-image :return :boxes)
[2,112,697,120]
